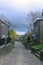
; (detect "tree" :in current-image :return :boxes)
[27,10,42,23]
[8,29,17,41]
[26,10,43,31]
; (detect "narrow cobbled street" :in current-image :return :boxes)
[0,42,43,65]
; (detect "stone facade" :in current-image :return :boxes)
[0,19,9,39]
[33,18,43,44]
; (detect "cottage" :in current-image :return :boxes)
[0,19,9,45]
[0,19,9,39]
[33,18,43,45]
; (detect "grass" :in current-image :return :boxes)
[32,44,43,50]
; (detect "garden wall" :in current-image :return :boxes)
[0,40,15,57]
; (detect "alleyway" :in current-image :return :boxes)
[0,42,43,65]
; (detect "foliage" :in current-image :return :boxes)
[22,36,31,49]
[8,29,17,41]
[23,36,31,43]
[7,37,11,43]
[23,37,27,43]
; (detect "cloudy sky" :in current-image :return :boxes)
[0,0,43,35]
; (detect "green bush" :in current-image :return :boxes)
[7,37,11,43]
[27,36,31,43]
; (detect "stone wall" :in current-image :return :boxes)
[0,40,15,58]
[40,21,43,44]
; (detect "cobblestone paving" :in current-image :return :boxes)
[0,41,43,65]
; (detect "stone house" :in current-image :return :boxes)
[0,19,9,39]
[33,18,43,44]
